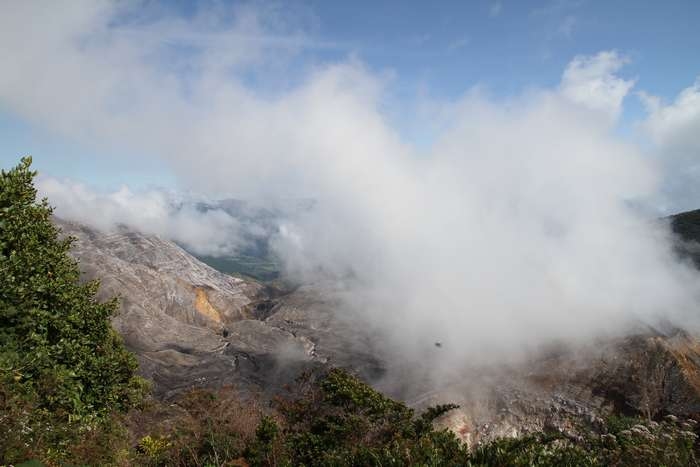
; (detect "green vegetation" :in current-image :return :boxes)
[127,369,700,467]
[1,157,700,466]
[0,157,147,464]
[196,253,282,282]
[124,368,469,467]
[469,415,698,467]
[274,368,465,466]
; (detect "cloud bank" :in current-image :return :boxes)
[560,51,634,122]
[3,1,700,373]
[38,177,249,257]
[640,79,700,211]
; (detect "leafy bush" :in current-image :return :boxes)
[275,368,467,466]
[127,387,266,466]
[126,369,467,467]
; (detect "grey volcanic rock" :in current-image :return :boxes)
[55,218,381,398]
[56,218,309,397]
[264,283,386,379]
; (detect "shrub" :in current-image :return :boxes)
[125,370,700,466]
[276,368,468,466]
[128,387,265,466]
[467,416,699,467]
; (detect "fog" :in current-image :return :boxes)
[37,178,251,257]
[3,1,700,372]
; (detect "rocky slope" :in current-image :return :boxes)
[56,218,379,399]
[402,327,700,447]
[56,213,700,444]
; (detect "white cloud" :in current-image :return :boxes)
[273,84,700,367]
[38,177,250,257]
[641,79,700,151]
[559,51,635,123]
[640,79,700,211]
[2,1,699,378]
[489,2,503,17]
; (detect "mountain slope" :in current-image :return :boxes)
[57,218,302,398]
[670,209,700,268]
[55,218,380,398]
[56,211,700,443]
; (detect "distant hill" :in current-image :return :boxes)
[670,209,700,242]
[669,209,700,268]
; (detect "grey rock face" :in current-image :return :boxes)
[55,218,380,399]
[56,219,303,397]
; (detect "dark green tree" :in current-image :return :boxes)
[0,157,146,462]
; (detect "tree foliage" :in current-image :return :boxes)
[0,157,146,463]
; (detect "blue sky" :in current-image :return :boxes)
[306,0,699,98]
[0,0,699,204]
[165,0,700,104]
